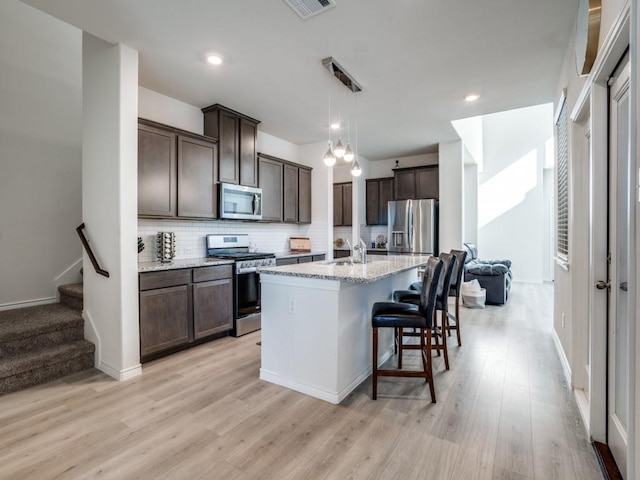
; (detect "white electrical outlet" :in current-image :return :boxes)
[561,313,565,328]
[288,297,295,314]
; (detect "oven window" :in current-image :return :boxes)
[236,271,260,317]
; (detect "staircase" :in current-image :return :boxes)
[0,283,94,395]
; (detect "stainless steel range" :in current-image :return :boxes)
[206,234,275,337]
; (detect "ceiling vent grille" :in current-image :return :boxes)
[283,0,336,19]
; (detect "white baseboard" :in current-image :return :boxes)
[0,297,57,311]
[574,388,590,437]
[99,361,142,381]
[552,327,572,387]
[83,310,101,368]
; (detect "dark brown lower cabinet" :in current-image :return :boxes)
[275,254,325,266]
[139,264,233,362]
[193,278,232,339]
[139,285,192,358]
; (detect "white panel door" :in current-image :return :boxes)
[607,57,631,478]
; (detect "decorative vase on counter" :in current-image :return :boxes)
[156,232,176,263]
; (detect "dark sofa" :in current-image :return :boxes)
[462,243,512,305]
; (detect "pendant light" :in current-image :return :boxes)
[351,93,362,177]
[334,138,345,158]
[324,142,336,166]
[333,100,345,158]
[323,86,336,166]
[343,91,354,162]
[351,158,362,176]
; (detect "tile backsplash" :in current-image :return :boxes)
[138,219,329,262]
[333,225,388,248]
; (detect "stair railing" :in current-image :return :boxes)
[76,223,110,278]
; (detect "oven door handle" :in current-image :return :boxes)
[236,266,258,274]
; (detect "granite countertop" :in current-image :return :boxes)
[258,254,430,284]
[274,251,327,259]
[138,257,234,273]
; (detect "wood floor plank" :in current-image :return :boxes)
[0,283,603,480]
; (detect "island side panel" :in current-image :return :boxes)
[260,268,419,404]
[260,275,341,402]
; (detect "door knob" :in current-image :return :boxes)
[595,280,610,290]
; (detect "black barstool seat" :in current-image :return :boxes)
[371,302,424,328]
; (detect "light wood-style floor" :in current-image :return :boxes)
[0,283,602,480]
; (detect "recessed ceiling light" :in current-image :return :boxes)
[464,93,480,102]
[207,54,224,65]
[330,123,340,130]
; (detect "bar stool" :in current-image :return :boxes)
[393,252,456,370]
[371,256,443,402]
[446,249,467,346]
[408,249,467,346]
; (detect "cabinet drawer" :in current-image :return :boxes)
[312,254,326,262]
[276,257,298,266]
[193,265,233,283]
[139,269,191,291]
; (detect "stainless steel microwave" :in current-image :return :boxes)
[219,183,263,220]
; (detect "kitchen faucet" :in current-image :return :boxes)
[352,238,368,264]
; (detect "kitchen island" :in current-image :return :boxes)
[258,255,430,404]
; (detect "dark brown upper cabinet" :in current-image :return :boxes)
[366,177,394,225]
[177,136,218,219]
[333,182,352,226]
[298,167,312,224]
[202,104,260,187]
[138,123,177,217]
[258,153,312,224]
[283,163,299,223]
[138,118,218,220]
[393,166,439,200]
[258,155,284,222]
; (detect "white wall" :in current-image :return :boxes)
[438,141,464,252]
[82,33,140,380]
[478,103,553,282]
[138,87,202,134]
[0,1,83,308]
[463,149,479,245]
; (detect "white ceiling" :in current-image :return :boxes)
[20,0,578,160]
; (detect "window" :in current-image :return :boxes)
[555,92,569,260]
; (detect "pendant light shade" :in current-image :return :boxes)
[334,138,345,158]
[351,158,362,177]
[323,143,336,166]
[343,143,354,162]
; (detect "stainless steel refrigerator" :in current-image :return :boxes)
[387,199,438,254]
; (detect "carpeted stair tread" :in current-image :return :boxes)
[0,349,94,395]
[0,340,95,378]
[58,283,83,299]
[0,304,83,342]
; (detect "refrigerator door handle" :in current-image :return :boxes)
[408,204,413,249]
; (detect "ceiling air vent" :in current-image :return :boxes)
[283,0,336,20]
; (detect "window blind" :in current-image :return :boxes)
[556,97,569,259]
